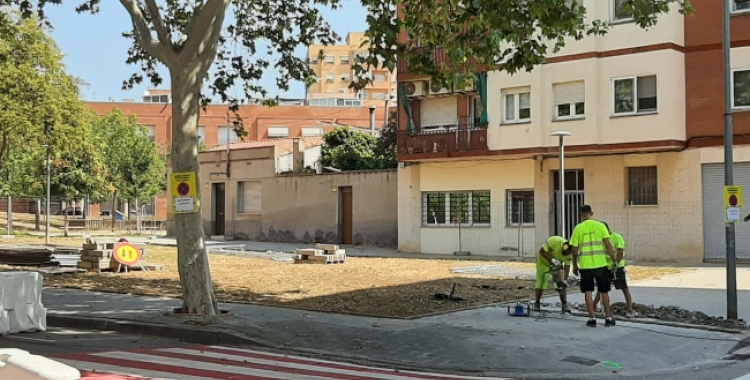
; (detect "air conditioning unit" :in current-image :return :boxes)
[429,80,453,95]
[404,81,426,97]
[455,80,476,93]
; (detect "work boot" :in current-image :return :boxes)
[586,319,597,327]
[562,302,571,313]
[533,303,541,312]
[605,318,616,327]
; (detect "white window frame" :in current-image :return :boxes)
[732,0,750,13]
[502,88,531,124]
[324,55,335,64]
[340,55,350,64]
[218,125,240,146]
[310,57,319,64]
[301,127,324,137]
[553,81,585,121]
[340,73,350,82]
[732,68,750,109]
[237,181,262,214]
[611,75,658,116]
[373,73,387,82]
[268,126,290,138]
[611,0,634,22]
[325,73,334,83]
[421,191,491,227]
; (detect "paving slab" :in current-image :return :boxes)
[42,288,745,379]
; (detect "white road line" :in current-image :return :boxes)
[731,374,750,380]
[59,359,212,380]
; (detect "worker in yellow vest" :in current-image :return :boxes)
[570,205,618,327]
[593,222,636,317]
[533,236,573,313]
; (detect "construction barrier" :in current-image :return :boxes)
[0,272,46,334]
[0,348,81,380]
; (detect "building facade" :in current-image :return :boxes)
[307,32,397,105]
[397,0,750,263]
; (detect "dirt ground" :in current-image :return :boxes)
[0,236,685,318]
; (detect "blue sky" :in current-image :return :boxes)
[44,1,367,101]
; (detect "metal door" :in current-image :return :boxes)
[340,187,353,244]
[702,163,750,261]
[212,183,226,236]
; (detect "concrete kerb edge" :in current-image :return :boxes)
[45,314,281,349]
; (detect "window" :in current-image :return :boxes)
[506,190,534,226]
[237,182,262,214]
[421,191,491,226]
[627,166,658,205]
[139,124,156,142]
[374,74,387,82]
[218,125,240,145]
[733,69,750,108]
[733,0,750,12]
[324,55,335,64]
[340,55,350,64]
[197,125,206,142]
[502,87,531,124]
[302,127,323,137]
[553,81,585,120]
[340,73,350,82]
[612,75,657,115]
[325,73,334,83]
[338,88,348,93]
[268,126,289,138]
[612,0,633,21]
[310,57,319,64]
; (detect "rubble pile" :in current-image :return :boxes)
[611,302,747,329]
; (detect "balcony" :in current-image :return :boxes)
[398,122,489,161]
[397,47,449,76]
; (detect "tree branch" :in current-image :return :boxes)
[143,0,172,48]
[180,0,230,60]
[118,0,174,65]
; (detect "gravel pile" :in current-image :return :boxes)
[208,248,294,262]
[450,264,536,280]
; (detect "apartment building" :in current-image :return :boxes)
[307,32,397,106]
[397,0,750,264]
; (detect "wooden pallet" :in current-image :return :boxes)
[293,244,346,264]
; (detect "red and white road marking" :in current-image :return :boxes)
[57,345,513,380]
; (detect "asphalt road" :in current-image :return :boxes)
[0,327,183,357]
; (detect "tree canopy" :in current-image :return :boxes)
[320,119,397,171]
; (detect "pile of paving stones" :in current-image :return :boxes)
[208,248,295,262]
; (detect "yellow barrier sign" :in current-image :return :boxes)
[170,171,197,214]
[113,242,142,266]
[725,185,742,222]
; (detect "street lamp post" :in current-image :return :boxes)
[722,0,738,320]
[551,131,572,238]
[42,144,53,245]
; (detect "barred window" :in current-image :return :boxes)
[507,190,534,226]
[627,166,658,205]
[422,191,491,226]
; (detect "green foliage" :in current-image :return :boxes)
[374,111,397,169]
[0,15,108,199]
[93,110,166,203]
[321,126,396,171]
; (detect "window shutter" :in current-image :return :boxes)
[554,82,585,105]
[637,76,657,99]
[241,182,262,213]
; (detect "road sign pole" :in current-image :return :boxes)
[722,0,738,320]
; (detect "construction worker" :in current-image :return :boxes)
[533,236,572,313]
[593,223,636,317]
[570,205,618,327]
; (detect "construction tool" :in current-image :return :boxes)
[507,302,531,317]
[548,264,568,292]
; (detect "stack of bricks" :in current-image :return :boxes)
[293,244,346,264]
[77,242,115,272]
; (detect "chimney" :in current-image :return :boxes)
[292,138,305,173]
[369,105,377,136]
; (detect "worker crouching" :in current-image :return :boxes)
[533,236,573,313]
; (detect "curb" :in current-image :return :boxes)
[46,314,282,348]
[566,310,747,334]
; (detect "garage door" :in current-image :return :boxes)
[420,97,457,128]
[702,163,750,261]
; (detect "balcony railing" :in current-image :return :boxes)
[397,47,449,75]
[398,123,488,159]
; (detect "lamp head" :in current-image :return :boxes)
[551,130,572,137]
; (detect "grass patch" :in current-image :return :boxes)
[0,237,684,318]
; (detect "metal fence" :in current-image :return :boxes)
[0,196,167,235]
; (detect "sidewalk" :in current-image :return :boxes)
[550,267,750,321]
[43,287,743,379]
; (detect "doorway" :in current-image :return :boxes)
[551,169,585,239]
[212,183,226,236]
[339,187,353,244]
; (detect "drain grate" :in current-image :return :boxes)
[560,356,600,367]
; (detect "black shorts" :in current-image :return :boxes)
[579,267,611,293]
[611,267,628,290]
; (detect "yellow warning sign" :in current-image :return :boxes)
[725,186,742,222]
[170,171,197,214]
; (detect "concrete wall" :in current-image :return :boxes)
[242,170,398,247]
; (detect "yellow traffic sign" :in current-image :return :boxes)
[725,186,743,207]
[170,171,197,213]
[113,242,142,266]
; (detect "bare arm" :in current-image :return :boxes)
[616,248,624,264]
[571,247,579,273]
[563,264,570,280]
[603,238,616,263]
[539,248,554,265]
